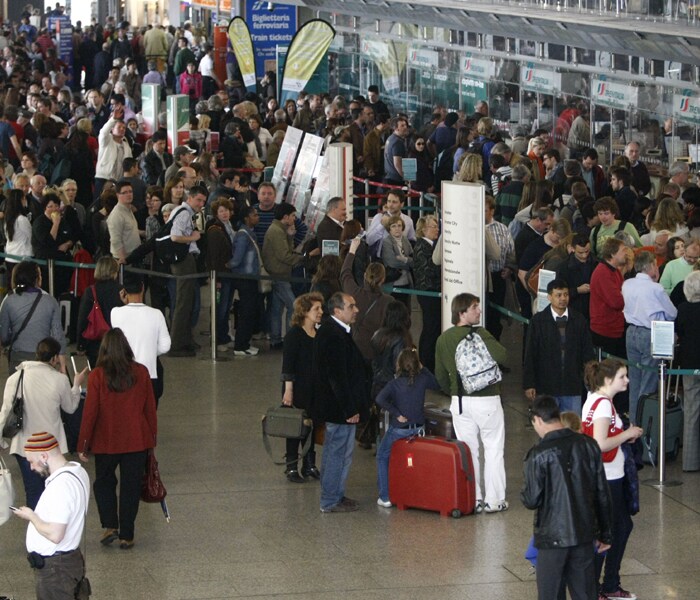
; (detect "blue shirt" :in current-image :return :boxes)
[375,368,440,428]
[622,272,677,327]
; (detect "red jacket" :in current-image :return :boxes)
[78,363,157,455]
[589,261,625,338]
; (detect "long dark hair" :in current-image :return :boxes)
[96,328,136,393]
[65,129,89,153]
[373,300,413,353]
[4,189,24,242]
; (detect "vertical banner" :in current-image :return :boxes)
[213,25,229,87]
[246,0,296,78]
[276,47,329,98]
[286,133,324,216]
[279,19,335,104]
[141,83,160,137]
[271,126,304,203]
[166,95,190,154]
[441,182,486,331]
[47,14,73,84]
[227,17,257,93]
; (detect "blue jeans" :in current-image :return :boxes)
[555,395,582,414]
[16,454,45,509]
[320,423,356,510]
[215,278,234,344]
[626,325,657,423]
[270,280,295,344]
[376,425,423,502]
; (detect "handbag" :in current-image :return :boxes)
[141,448,167,503]
[0,454,16,526]
[262,405,313,465]
[2,370,25,438]
[82,285,110,341]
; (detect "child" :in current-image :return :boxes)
[375,347,439,508]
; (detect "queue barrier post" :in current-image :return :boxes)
[207,270,230,363]
[47,259,55,297]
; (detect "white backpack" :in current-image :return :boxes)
[455,329,502,396]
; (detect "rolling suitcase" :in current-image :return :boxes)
[423,389,456,439]
[637,390,683,464]
[59,274,80,344]
[389,435,476,518]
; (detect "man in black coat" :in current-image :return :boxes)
[141,131,173,186]
[522,395,613,600]
[523,278,595,414]
[316,197,346,247]
[313,292,369,513]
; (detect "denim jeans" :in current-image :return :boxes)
[270,280,295,344]
[376,425,424,502]
[555,395,583,414]
[320,423,356,510]
[215,278,234,344]
[626,325,657,423]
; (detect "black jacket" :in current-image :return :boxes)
[312,318,369,423]
[523,307,594,396]
[521,428,613,549]
[556,253,597,320]
[141,150,173,186]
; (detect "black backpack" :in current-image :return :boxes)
[154,206,190,266]
[433,147,455,189]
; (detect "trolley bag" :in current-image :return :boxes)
[59,273,80,343]
[423,389,456,439]
[62,355,90,453]
[637,391,683,465]
[389,435,476,518]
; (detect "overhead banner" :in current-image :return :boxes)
[279,19,335,104]
[462,53,496,80]
[409,47,439,69]
[228,17,257,92]
[592,77,639,110]
[246,0,296,77]
[673,93,700,126]
[521,63,562,94]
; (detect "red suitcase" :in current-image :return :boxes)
[388,435,476,518]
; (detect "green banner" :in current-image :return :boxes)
[279,19,335,104]
[277,48,329,98]
[228,17,257,93]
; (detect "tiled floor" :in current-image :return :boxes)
[1,310,699,599]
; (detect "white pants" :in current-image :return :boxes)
[450,395,506,506]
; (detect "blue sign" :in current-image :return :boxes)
[245,0,296,78]
[47,15,73,83]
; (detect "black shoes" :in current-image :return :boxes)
[285,467,305,483]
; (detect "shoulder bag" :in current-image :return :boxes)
[262,405,312,465]
[2,369,25,438]
[82,285,110,341]
[582,396,624,463]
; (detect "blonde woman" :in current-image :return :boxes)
[454,153,483,184]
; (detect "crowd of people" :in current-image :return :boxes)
[0,7,699,600]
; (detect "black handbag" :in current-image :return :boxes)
[262,405,313,465]
[2,370,24,438]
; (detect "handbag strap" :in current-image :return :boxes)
[9,292,43,353]
[89,285,102,314]
[13,369,24,404]
[241,228,264,270]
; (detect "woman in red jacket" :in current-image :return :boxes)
[78,328,157,550]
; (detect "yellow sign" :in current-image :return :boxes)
[228,17,256,91]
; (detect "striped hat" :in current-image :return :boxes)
[24,432,59,453]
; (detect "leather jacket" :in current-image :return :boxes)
[521,428,613,549]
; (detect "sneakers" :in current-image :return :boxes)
[604,587,637,599]
[474,500,485,514]
[484,500,509,513]
[377,498,392,508]
[234,346,259,356]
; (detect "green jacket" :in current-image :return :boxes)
[174,48,196,77]
[261,219,303,277]
[435,325,509,397]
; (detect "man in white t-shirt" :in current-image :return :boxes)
[198,44,221,99]
[111,273,171,405]
[13,431,90,599]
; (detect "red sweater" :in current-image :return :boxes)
[78,363,157,455]
[589,261,625,338]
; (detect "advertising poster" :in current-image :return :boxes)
[279,19,335,104]
[270,126,304,203]
[228,17,257,92]
[245,0,296,78]
[286,133,324,216]
[166,95,190,153]
[47,15,73,84]
[141,83,160,136]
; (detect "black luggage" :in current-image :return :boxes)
[423,389,456,439]
[59,274,79,344]
[636,374,683,464]
[62,354,90,454]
